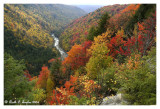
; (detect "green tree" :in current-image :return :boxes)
[96,12,110,35]
[125,4,156,37]
[46,73,55,101]
[86,42,112,84]
[115,47,156,105]
[31,88,46,105]
[4,53,30,102]
[87,12,110,41]
[50,58,62,86]
[87,26,96,41]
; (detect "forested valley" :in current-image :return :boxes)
[4,4,156,105]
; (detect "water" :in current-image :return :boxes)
[52,34,68,60]
[52,33,128,105]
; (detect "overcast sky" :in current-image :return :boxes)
[51,0,114,5]
[2,0,157,5]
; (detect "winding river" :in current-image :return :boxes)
[52,34,68,60]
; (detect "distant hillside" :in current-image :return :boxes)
[4,4,86,46]
[4,3,156,105]
[75,5,103,13]
[4,4,86,75]
[59,4,128,51]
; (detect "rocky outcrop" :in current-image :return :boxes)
[101,93,127,105]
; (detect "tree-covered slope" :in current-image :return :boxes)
[59,4,128,52]
[4,4,86,75]
[4,4,86,48]
[4,4,156,105]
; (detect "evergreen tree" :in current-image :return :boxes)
[87,12,110,40]
[4,53,30,102]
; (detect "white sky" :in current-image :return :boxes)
[1,0,159,5]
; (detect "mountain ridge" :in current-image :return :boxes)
[4,4,86,74]
[59,4,128,51]
[75,5,103,13]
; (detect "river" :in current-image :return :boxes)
[52,34,68,60]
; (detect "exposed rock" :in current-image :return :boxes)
[101,93,127,105]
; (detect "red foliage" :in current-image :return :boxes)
[48,58,56,63]
[29,76,37,81]
[70,75,78,84]
[64,81,72,90]
[48,75,99,105]
[120,4,140,14]
[60,4,128,51]
[75,76,99,98]
[120,12,156,56]
[36,66,50,88]
[82,40,92,50]
[24,70,32,81]
[24,70,38,81]
[71,33,80,44]
[48,75,77,105]
[137,12,156,55]
[109,4,140,30]
[108,11,156,57]
[108,31,126,57]
[62,41,92,71]
[120,37,136,56]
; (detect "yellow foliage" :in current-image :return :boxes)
[94,29,112,44]
[125,54,141,70]
[86,41,112,79]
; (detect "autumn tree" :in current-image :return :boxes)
[62,41,92,76]
[125,4,156,37]
[119,12,156,57]
[86,42,112,85]
[108,29,126,58]
[31,88,46,105]
[48,75,77,105]
[46,73,55,101]
[109,4,140,31]
[137,12,156,56]
[36,66,50,89]
[115,47,156,105]
[76,75,99,100]
[87,12,110,41]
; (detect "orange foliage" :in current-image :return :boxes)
[121,4,140,14]
[76,75,99,98]
[62,44,82,70]
[48,75,98,105]
[48,58,56,63]
[137,12,156,55]
[70,75,78,84]
[109,4,140,30]
[112,12,156,57]
[126,54,141,70]
[48,75,77,105]
[24,70,31,81]
[29,76,37,81]
[62,41,92,71]
[60,4,128,51]
[24,70,37,81]
[36,66,50,89]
